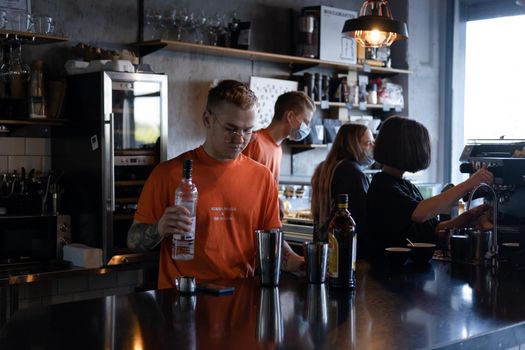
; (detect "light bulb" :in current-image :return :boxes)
[354,29,397,48]
[366,29,387,45]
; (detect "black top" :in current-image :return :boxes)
[364,172,438,258]
[330,160,369,251]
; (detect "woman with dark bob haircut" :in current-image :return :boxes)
[364,116,494,259]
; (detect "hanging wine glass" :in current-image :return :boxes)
[9,44,31,82]
[0,45,10,82]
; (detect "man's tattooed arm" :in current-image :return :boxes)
[127,221,163,252]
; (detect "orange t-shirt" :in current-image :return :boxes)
[242,129,282,183]
[134,146,281,289]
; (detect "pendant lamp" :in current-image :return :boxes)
[342,0,408,48]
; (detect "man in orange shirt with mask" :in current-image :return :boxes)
[243,91,315,184]
[127,80,304,289]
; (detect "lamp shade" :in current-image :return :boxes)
[342,0,408,48]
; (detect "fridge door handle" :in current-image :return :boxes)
[105,113,115,212]
[110,112,115,212]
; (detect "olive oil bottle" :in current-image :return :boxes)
[328,194,357,289]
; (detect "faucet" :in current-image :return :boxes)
[466,183,498,268]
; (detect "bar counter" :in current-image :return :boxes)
[1,260,525,349]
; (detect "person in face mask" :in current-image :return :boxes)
[311,123,374,257]
[243,91,315,184]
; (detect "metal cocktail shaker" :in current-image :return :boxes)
[255,229,283,286]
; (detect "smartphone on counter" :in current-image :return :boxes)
[196,283,235,295]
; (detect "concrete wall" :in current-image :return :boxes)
[23,0,439,181]
[3,0,447,308]
[405,0,448,184]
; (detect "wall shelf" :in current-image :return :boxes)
[0,118,67,126]
[0,29,68,44]
[313,101,403,110]
[131,40,411,75]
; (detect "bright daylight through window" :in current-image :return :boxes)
[464,15,525,141]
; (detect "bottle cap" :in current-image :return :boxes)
[182,159,193,178]
[338,194,348,203]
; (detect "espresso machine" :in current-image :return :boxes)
[458,140,525,266]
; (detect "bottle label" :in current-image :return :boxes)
[172,237,194,261]
[328,231,339,278]
[352,234,357,272]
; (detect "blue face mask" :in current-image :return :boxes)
[359,148,375,168]
[289,121,311,141]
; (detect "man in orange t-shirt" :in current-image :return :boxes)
[127,80,304,289]
[243,91,315,183]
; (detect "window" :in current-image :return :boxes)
[464,15,525,141]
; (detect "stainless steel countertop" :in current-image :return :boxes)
[2,261,525,349]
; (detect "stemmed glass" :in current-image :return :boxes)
[207,13,225,46]
[192,11,208,44]
[10,45,31,81]
[145,8,164,39]
[0,45,30,82]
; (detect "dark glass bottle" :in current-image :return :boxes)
[328,194,357,289]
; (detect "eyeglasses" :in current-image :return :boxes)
[210,111,253,142]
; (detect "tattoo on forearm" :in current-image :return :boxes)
[127,221,162,252]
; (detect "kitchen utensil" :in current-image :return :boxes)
[303,241,328,283]
[256,229,282,286]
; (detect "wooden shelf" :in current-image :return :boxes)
[131,40,411,75]
[0,118,67,126]
[288,143,328,154]
[0,29,68,44]
[313,101,403,110]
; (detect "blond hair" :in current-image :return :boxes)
[311,123,369,227]
[207,80,258,111]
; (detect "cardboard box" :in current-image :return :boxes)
[302,6,358,64]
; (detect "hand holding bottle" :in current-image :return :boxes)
[157,205,193,238]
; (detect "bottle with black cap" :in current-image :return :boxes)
[172,159,198,260]
[328,194,357,289]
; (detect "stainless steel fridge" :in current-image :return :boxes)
[52,71,168,265]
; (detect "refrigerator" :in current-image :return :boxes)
[52,71,168,265]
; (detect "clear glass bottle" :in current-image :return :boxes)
[328,194,357,289]
[172,159,198,260]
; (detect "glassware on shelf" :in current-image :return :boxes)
[207,13,226,46]
[34,15,55,35]
[0,10,7,29]
[0,45,31,83]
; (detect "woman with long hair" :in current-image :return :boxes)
[311,123,374,246]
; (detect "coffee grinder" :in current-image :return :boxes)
[296,11,318,58]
